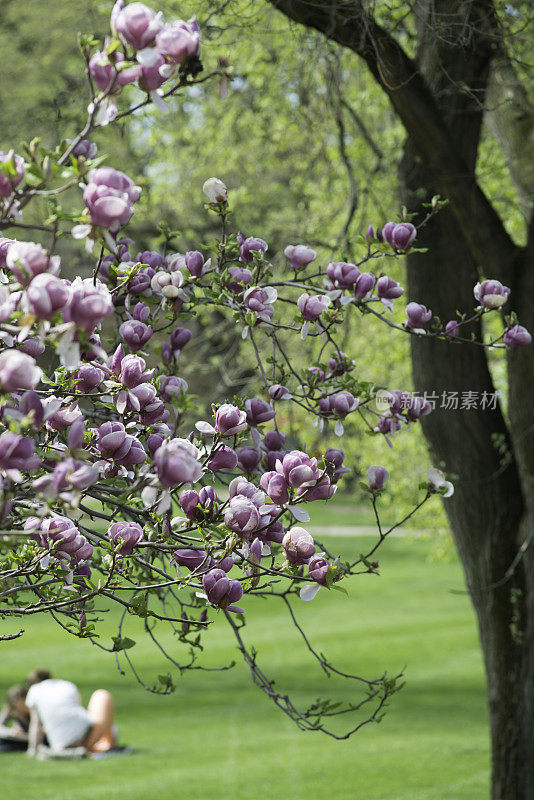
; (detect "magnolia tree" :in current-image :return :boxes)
[0,1,530,739]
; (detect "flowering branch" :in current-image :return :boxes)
[0,0,526,739]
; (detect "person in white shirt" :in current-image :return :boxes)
[24,670,116,755]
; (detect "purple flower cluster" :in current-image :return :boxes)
[283,527,316,564]
[405,302,432,330]
[202,569,243,612]
[375,389,432,439]
[97,421,147,468]
[504,325,531,347]
[318,391,358,419]
[179,486,218,520]
[223,476,273,539]
[120,319,153,351]
[0,431,41,475]
[4,142,532,652]
[0,350,42,392]
[27,275,70,319]
[46,458,98,494]
[244,286,277,322]
[284,245,316,271]
[28,515,93,571]
[376,276,404,310]
[372,221,417,251]
[224,266,252,294]
[6,241,60,285]
[238,234,268,263]
[108,521,143,555]
[297,293,331,322]
[367,465,389,492]
[83,167,141,232]
[153,437,203,486]
[261,449,336,504]
[474,280,510,309]
[63,277,114,332]
[90,2,200,102]
[326,261,360,289]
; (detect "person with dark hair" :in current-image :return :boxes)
[24,668,52,689]
[0,684,31,745]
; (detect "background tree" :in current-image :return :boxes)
[250,1,534,798]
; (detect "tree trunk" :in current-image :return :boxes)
[401,162,529,796]
[397,1,534,792]
[264,1,534,795]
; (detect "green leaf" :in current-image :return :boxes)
[130,595,147,617]
[332,584,348,596]
[111,636,136,652]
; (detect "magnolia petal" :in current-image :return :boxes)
[103,231,118,253]
[159,63,175,79]
[427,467,445,486]
[155,490,171,515]
[39,553,50,570]
[150,90,169,114]
[264,286,278,303]
[195,420,216,435]
[288,505,310,523]
[115,390,128,414]
[137,47,159,67]
[57,332,80,370]
[442,481,455,498]
[71,224,92,240]
[96,103,111,127]
[43,400,62,420]
[300,583,321,602]
[127,390,141,412]
[5,469,23,483]
[141,485,158,507]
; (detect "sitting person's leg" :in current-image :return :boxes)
[84,690,116,752]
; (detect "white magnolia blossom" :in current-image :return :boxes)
[202,177,228,203]
[427,467,454,498]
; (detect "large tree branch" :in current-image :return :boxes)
[267,0,519,278]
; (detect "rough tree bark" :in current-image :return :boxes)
[266,2,534,797]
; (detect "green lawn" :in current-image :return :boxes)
[306,500,378,528]
[0,535,489,800]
